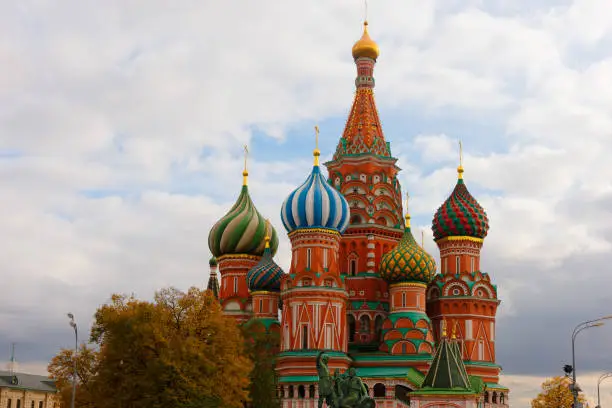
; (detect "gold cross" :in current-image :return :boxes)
[459,140,463,168]
[314,125,320,150]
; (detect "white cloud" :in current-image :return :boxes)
[0,1,611,405]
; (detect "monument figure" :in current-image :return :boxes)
[316,352,376,408]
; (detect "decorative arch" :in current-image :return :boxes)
[443,280,470,296]
[359,315,371,333]
[471,283,494,299]
[373,383,386,398]
[427,286,440,300]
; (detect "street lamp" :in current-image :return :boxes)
[596,372,612,408]
[571,316,612,408]
[67,313,78,408]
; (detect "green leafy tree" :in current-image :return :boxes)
[242,320,281,408]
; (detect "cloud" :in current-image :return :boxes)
[0,1,611,406]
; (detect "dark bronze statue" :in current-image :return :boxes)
[316,352,376,408]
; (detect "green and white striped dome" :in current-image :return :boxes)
[208,184,279,258]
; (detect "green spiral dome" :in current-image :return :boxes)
[208,185,279,258]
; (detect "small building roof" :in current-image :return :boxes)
[0,370,58,393]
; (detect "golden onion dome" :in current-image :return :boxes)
[352,21,380,60]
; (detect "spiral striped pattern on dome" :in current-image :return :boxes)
[247,243,284,292]
[208,185,279,257]
[432,179,489,241]
[379,225,436,284]
[281,165,350,233]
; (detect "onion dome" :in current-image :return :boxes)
[380,210,436,284]
[431,159,489,241]
[208,164,279,258]
[281,128,350,233]
[352,21,380,60]
[247,226,284,292]
[209,256,217,267]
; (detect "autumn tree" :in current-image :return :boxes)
[242,320,281,408]
[47,344,99,407]
[48,287,252,408]
[531,376,589,408]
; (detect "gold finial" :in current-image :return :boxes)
[352,18,380,60]
[313,125,321,166]
[242,145,249,186]
[441,319,447,338]
[457,140,464,180]
[264,219,271,248]
[404,191,411,228]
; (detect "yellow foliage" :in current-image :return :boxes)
[531,376,588,408]
[49,287,252,408]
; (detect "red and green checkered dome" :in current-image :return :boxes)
[432,178,489,241]
[379,223,436,284]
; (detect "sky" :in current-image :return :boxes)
[1,0,612,407]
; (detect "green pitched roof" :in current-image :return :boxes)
[420,338,471,391]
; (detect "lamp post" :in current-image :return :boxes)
[67,313,78,408]
[596,372,612,408]
[571,316,612,408]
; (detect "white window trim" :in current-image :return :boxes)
[323,248,328,269]
[465,319,473,340]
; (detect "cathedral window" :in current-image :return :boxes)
[401,292,406,307]
[233,277,238,294]
[470,257,475,272]
[306,248,312,270]
[359,315,371,333]
[456,256,460,273]
[284,325,290,350]
[302,324,309,349]
[324,324,333,349]
[465,319,473,340]
[444,257,448,273]
[349,259,357,276]
[323,248,328,269]
[478,340,484,360]
[259,299,263,313]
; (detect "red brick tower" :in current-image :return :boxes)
[277,131,352,401]
[427,145,501,384]
[207,148,279,323]
[324,21,404,350]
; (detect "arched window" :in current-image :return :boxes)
[349,259,357,276]
[484,391,489,403]
[500,393,505,404]
[359,315,371,333]
[492,391,498,404]
[348,315,356,342]
[279,386,284,398]
[309,384,316,398]
[289,385,294,398]
[395,385,411,404]
[373,383,386,398]
[374,316,384,342]
[298,385,306,398]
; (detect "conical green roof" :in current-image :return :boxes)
[421,336,471,390]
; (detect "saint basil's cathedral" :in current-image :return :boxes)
[206,20,510,408]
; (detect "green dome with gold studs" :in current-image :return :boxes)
[379,214,436,284]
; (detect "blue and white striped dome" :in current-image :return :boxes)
[281,165,350,233]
